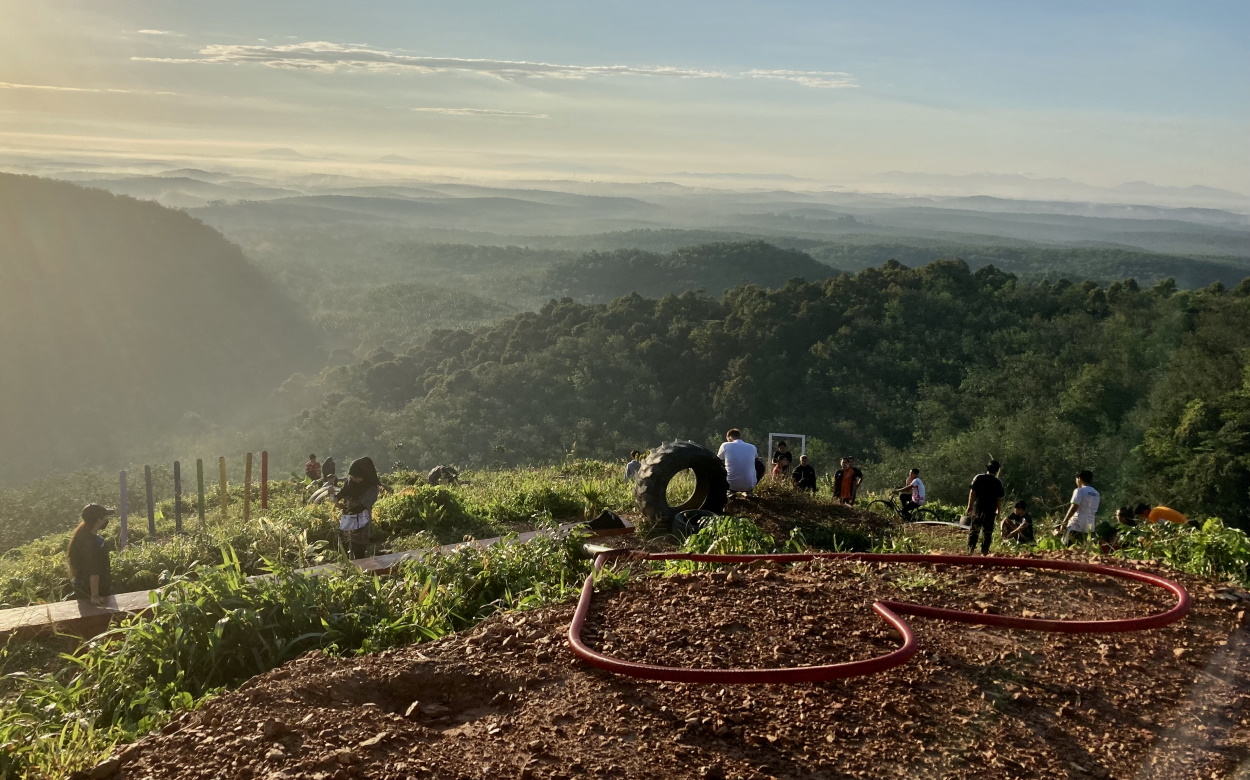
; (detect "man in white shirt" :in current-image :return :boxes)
[716,428,758,495]
[894,468,926,519]
[1061,469,1100,545]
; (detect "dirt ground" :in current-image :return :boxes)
[97,553,1250,780]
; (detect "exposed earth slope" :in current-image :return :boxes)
[101,554,1249,779]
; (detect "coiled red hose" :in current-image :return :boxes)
[567,551,1191,684]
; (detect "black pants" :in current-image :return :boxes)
[967,512,995,555]
[340,523,372,559]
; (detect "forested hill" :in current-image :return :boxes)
[294,260,1250,527]
[539,240,834,301]
[0,174,314,484]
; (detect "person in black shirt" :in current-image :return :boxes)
[771,442,794,478]
[965,460,1005,555]
[792,455,817,493]
[1002,500,1034,545]
[67,503,115,606]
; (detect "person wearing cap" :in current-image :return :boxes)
[68,504,115,607]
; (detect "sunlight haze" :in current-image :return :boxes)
[1,0,1246,192]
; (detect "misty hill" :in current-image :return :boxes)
[313,281,519,353]
[806,239,1250,288]
[540,240,834,301]
[0,174,314,484]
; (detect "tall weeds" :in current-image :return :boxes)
[0,531,593,778]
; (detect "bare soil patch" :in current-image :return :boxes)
[102,554,1250,780]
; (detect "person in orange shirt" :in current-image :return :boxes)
[1135,502,1188,525]
[833,457,864,504]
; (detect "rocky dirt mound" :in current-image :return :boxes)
[99,555,1250,780]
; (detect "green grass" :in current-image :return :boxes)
[5,459,1250,779]
[0,461,636,609]
[0,530,601,779]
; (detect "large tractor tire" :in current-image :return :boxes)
[634,441,729,530]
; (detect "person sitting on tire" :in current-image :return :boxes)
[717,428,758,495]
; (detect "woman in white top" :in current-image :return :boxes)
[336,457,381,559]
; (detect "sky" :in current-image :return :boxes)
[0,1,1247,189]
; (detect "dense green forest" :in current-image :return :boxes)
[5,171,1250,538]
[0,174,314,485]
[540,241,834,301]
[280,260,1250,527]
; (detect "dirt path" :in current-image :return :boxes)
[99,555,1250,779]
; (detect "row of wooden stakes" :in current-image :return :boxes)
[116,451,270,549]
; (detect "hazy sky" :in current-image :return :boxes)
[1,1,1247,188]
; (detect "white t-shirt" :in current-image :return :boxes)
[909,477,926,504]
[1069,485,1100,532]
[717,439,758,492]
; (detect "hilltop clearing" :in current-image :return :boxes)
[105,554,1248,780]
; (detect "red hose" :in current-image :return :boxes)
[567,551,1191,684]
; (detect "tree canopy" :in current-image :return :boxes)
[288,257,1250,527]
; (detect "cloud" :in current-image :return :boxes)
[135,42,729,82]
[136,29,184,36]
[744,69,858,89]
[0,81,177,95]
[411,107,549,118]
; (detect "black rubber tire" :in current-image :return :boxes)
[634,441,729,528]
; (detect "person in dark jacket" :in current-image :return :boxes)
[336,457,380,559]
[68,503,115,606]
[322,456,337,480]
[792,455,818,493]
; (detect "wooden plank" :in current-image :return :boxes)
[0,519,634,642]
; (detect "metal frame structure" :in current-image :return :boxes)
[767,432,806,459]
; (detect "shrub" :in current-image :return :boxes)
[372,487,492,544]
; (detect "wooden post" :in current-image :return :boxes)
[219,457,228,520]
[173,460,183,533]
[196,459,206,527]
[118,471,129,550]
[260,451,269,511]
[144,465,156,538]
[244,452,253,523]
